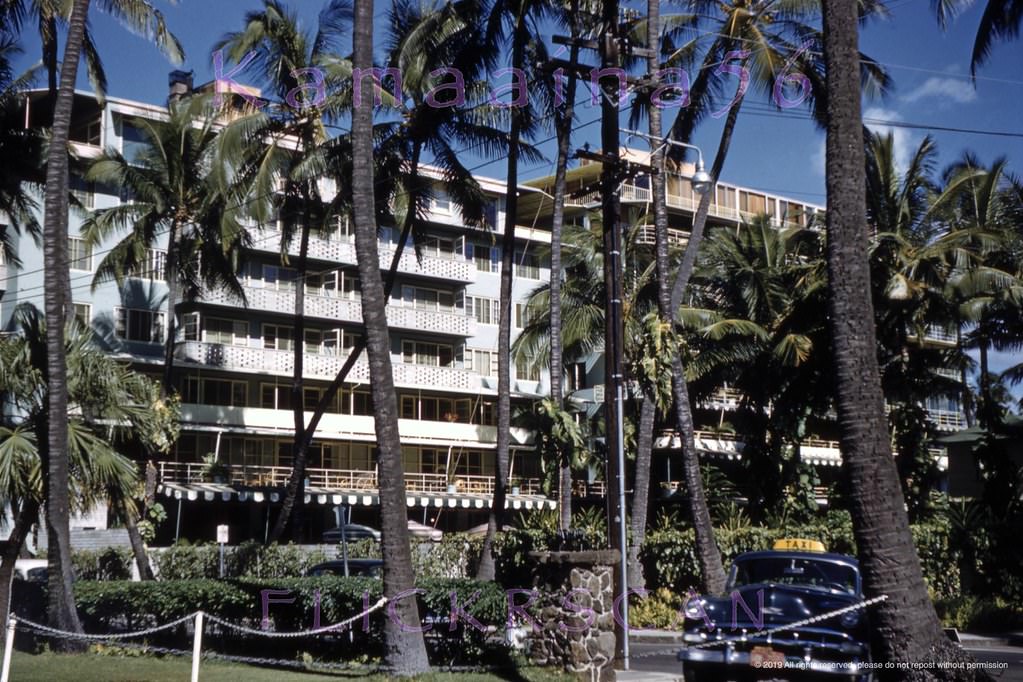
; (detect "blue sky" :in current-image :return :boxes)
[9,0,1023,379]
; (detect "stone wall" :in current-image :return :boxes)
[528,550,619,682]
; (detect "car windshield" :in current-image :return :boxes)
[732,557,858,594]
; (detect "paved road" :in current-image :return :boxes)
[626,641,1023,681]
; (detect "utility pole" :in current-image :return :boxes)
[550,3,658,671]
[598,0,629,670]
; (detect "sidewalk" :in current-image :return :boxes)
[616,671,682,682]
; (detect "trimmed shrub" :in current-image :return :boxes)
[934,595,1023,632]
[72,548,133,581]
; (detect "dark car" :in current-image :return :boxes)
[305,559,383,578]
[678,539,872,681]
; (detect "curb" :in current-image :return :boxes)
[630,629,683,644]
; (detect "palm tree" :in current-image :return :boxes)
[820,0,975,668]
[1,0,181,106]
[40,0,90,644]
[933,0,1023,75]
[683,219,831,520]
[82,94,248,398]
[0,305,175,636]
[352,0,429,672]
[216,0,353,542]
[476,0,552,581]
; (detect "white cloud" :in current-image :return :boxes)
[902,76,977,104]
[863,107,917,174]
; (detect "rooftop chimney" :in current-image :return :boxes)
[168,70,194,103]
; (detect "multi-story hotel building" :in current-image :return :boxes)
[1,82,965,542]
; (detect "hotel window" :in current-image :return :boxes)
[121,118,151,162]
[430,190,451,214]
[205,317,247,346]
[516,251,541,279]
[515,302,537,328]
[135,248,167,280]
[260,383,293,411]
[70,175,95,210]
[421,234,460,260]
[69,238,93,271]
[516,357,541,382]
[304,328,342,355]
[182,312,199,341]
[466,296,499,325]
[306,269,339,297]
[401,285,454,312]
[263,264,297,291]
[263,323,294,351]
[466,348,498,377]
[401,340,453,367]
[566,362,588,392]
[184,377,247,407]
[472,243,497,272]
[72,303,91,328]
[114,307,164,343]
[351,390,373,415]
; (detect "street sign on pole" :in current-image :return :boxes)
[333,504,350,577]
[216,524,228,578]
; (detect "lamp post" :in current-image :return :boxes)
[622,129,714,196]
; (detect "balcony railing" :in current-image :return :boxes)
[158,460,543,496]
[249,230,475,282]
[175,341,482,391]
[200,286,475,336]
[929,409,966,431]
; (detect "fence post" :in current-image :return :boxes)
[1,615,16,682]
[191,611,204,682]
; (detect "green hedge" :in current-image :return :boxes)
[640,520,962,600]
[150,541,331,580]
[68,577,508,664]
[934,595,1023,632]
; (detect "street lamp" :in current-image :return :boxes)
[622,129,713,196]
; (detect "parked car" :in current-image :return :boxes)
[407,519,443,542]
[305,559,383,578]
[13,559,48,582]
[321,524,381,543]
[678,539,872,681]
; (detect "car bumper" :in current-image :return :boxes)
[678,645,869,677]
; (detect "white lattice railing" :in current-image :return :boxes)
[250,230,475,282]
[157,461,542,496]
[200,286,474,337]
[175,342,481,391]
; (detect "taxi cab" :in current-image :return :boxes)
[677,539,872,681]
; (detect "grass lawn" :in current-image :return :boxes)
[8,652,572,681]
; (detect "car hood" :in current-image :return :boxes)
[697,583,859,630]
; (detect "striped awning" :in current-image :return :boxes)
[157,483,556,511]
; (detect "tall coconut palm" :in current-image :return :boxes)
[1,0,182,106]
[352,0,430,672]
[653,0,889,594]
[476,0,552,581]
[820,0,977,669]
[82,93,248,398]
[39,0,89,643]
[0,304,175,636]
[216,0,353,543]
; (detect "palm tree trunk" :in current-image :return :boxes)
[121,498,154,581]
[663,97,745,596]
[628,396,655,589]
[0,498,39,639]
[628,0,669,593]
[352,0,429,673]
[820,0,977,671]
[42,0,89,644]
[548,26,580,533]
[477,22,527,582]
[268,188,313,544]
[161,220,183,397]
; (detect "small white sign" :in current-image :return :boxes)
[216,525,229,544]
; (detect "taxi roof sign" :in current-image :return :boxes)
[773,538,827,552]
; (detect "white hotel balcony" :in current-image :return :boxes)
[175,341,482,392]
[199,285,476,337]
[250,230,476,283]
